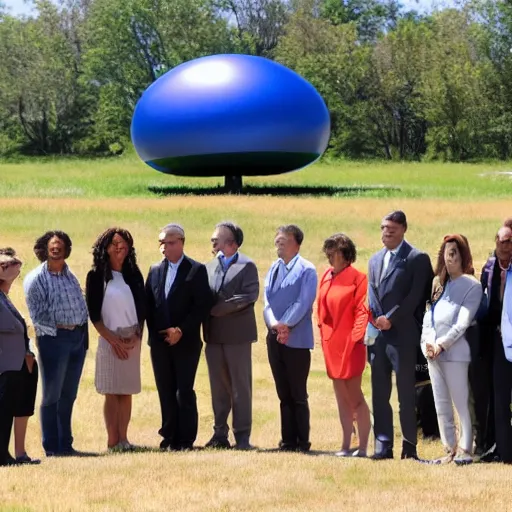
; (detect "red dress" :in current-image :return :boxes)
[317,265,369,380]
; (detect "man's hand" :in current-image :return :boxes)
[160,327,183,346]
[375,316,392,331]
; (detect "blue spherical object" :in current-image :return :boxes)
[131,54,330,177]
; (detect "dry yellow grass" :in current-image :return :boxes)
[1,196,511,512]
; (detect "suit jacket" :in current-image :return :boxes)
[0,298,26,374]
[368,240,433,345]
[203,252,259,344]
[263,255,318,349]
[145,255,212,350]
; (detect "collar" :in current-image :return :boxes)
[279,253,300,272]
[387,240,405,256]
[45,262,69,276]
[167,254,184,270]
[218,251,238,266]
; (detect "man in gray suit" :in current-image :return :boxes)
[367,211,433,460]
[203,222,259,450]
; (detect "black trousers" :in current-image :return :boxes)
[368,339,417,453]
[469,340,495,454]
[150,340,202,449]
[0,370,22,465]
[493,331,512,463]
[266,331,311,450]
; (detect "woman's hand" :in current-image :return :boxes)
[426,342,444,360]
[105,332,129,360]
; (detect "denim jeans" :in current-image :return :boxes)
[37,326,86,455]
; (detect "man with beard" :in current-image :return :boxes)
[24,231,89,457]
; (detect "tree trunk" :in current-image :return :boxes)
[224,175,243,194]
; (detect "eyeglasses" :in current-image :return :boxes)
[496,238,512,245]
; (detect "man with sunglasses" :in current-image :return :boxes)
[145,223,212,451]
[477,222,512,463]
[203,222,259,450]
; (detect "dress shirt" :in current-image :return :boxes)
[164,255,185,297]
[24,262,88,337]
[217,251,238,271]
[381,240,404,280]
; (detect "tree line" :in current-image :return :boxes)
[0,0,511,162]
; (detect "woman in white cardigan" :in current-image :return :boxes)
[421,234,482,465]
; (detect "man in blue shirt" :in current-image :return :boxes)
[263,225,317,452]
[24,231,89,457]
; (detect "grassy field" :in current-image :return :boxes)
[0,156,511,512]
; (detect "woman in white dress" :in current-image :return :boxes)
[86,228,145,452]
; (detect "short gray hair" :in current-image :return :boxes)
[161,223,185,240]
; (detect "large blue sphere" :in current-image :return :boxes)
[131,54,330,177]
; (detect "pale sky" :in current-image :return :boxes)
[3,0,456,17]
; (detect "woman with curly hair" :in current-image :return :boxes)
[421,234,482,465]
[85,228,145,452]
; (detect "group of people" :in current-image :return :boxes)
[1,211,511,467]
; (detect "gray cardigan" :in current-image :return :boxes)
[0,296,26,374]
[421,274,482,362]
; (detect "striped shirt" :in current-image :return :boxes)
[23,262,88,337]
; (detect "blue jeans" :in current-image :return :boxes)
[37,326,86,455]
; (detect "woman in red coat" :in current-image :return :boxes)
[318,233,371,457]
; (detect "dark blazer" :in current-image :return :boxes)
[145,255,212,349]
[0,298,26,374]
[203,252,259,345]
[368,240,433,345]
[85,266,146,332]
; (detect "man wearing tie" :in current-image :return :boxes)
[367,211,433,460]
[203,222,259,450]
[146,223,212,451]
[263,225,317,453]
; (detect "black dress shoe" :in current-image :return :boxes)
[159,438,172,451]
[278,441,298,452]
[234,440,256,451]
[205,436,231,449]
[371,448,394,460]
[401,450,419,460]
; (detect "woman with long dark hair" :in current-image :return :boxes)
[421,234,482,465]
[85,228,145,452]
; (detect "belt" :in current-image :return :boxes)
[56,324,84,331]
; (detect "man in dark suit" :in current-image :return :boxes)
[203,222,259,450]
[146,223,212,451]
[367,210,433,460]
